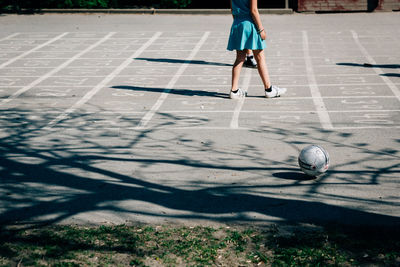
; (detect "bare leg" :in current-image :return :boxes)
[253,49,271,89]
[231,50,247,91]
[245,49,252,57]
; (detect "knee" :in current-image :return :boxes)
[236,53,246,62]
[234,57,246,67]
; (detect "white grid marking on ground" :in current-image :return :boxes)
[302,30,333,130]
[351,30,400,103]
[0,32,69,69]
[3,73,394,78]
[1,83,399,89]
[0,32,116,106]
[44,32,163,130]
[136,31,210,129]
[0,33,20,42]
[96,125,400,131]
[5,109,400,114]
[6,55,398,59]
[1,30,398,130]
[333,126,400,130]
[230,68,251,129]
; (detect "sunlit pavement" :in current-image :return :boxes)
[0,13,399,227]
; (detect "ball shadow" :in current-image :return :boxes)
[273,171,316,181]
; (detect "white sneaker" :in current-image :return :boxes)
[265,85,287,98]
[230,88,247,99]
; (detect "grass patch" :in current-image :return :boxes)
[0,224,399,266]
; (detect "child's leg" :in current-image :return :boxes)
[245,49,252,57]
[244,49,257,68]
[231,50,247,91]
[253,49,271,89]
[254,49,287,98]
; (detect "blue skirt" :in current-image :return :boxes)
[227,17,266,51]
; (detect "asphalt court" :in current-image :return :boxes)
[0,13,399,226]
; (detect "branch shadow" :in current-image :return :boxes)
[1,109,399,230]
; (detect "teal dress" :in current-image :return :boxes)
[227,0,266,51]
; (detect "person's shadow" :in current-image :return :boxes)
[336,63,400,69]
[134,57,232,67]
[111,86,229,98]
[336,63,400,78]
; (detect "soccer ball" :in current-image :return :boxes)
[298,145,329,177]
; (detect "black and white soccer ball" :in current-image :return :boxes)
[298,145,329,177]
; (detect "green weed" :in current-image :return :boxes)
[0,224,398,266]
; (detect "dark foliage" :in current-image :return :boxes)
[0,0,288,10]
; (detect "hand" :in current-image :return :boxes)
[260,30,267,40]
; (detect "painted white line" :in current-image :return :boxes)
[153,125,400,130]
[351,30,400,103]
[302,31,333,130]
[0,86,93,88]
[61,125,400,131]
[136,126,251,131]
[2,54,394,61]
[0,67,57,69]
[2,72,397,79]
[44,32,162,130]
[0,32,115,106]
[1,75,230,78]
[136,32,210,129]
[230,69,251,129]
[306,96,398,99]
[228,95,399,100]
[2,84,400,90]
[54,124,400,131]
[164,125,400,130]
[329,110,400,113]
[334,126,400,130]
[0,32,69,69]
[155,110,400,114]
[0,33,20,42]
[0,73,396,78]
[118,82,400,88]
[5,109,400,114]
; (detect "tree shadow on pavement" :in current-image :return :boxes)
[1,108,399,230]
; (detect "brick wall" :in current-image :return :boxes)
[376,0,400,10]
[297,0,367,11]
[297,0,399,11]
